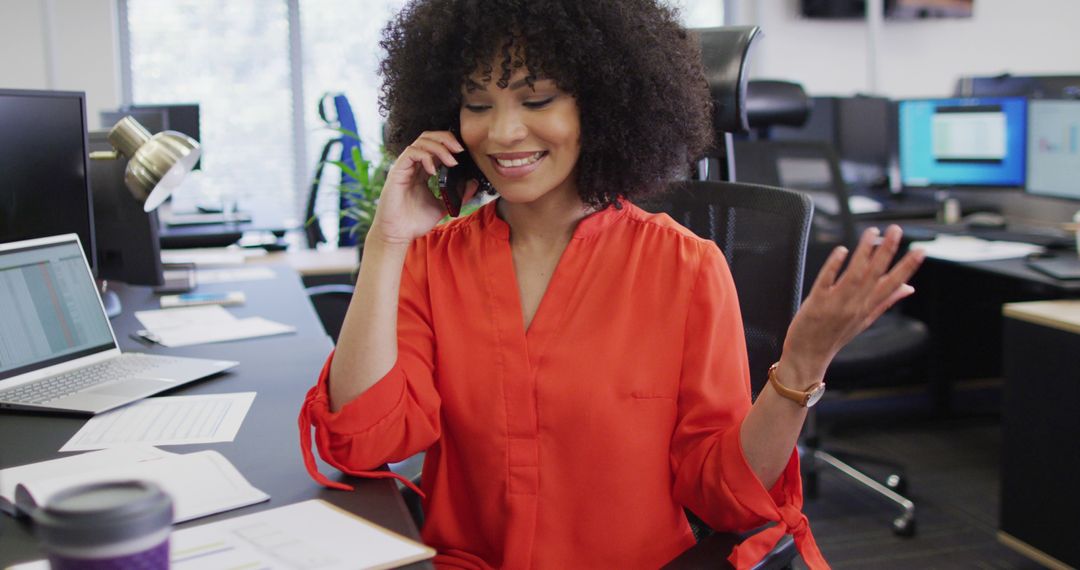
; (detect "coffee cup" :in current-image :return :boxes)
[30,480,173,570]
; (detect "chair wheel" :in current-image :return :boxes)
[886,474,907,494]
[892,515,916,537]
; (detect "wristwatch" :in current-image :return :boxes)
[768,362,826,408]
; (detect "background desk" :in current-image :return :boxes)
[159,200,297,249]
[1000,300,1080,569]
[855,217,1080,410]
[0,264,427,568]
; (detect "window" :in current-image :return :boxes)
[121,0,723,228]
[124,0,298,220]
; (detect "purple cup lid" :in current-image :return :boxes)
[31,480,173,549]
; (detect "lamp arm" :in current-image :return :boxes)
[89,150,120,161]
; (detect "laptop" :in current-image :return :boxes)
[0,234,238,414]
[1026,256,1080,281]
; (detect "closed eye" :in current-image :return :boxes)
[523,97,555,109]
[463,103,491,113]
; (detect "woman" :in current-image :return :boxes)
[299,1,923,568]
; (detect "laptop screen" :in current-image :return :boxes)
[0,237,116,380]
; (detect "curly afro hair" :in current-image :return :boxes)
[378,0,714,208]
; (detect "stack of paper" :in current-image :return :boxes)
[135,305,295,347]
[1,446,269,523]
[910,235,1044,262]
[9,500,434,570]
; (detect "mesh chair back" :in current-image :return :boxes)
[644,181,813,394]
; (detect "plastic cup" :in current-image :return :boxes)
[30,480,173,570]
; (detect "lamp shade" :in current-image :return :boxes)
[106,116,201,212]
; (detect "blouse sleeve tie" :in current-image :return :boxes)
[297,357,424,498]
[728,502,828,569]
[725,454,829,570]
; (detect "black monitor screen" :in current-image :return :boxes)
[0,89,95,273]
[100,108,167,136]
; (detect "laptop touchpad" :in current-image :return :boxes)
[86,378,174,397]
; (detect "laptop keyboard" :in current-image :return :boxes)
[0,355,180,406]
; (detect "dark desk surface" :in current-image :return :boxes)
[857,218,1080,294]
[0,264,426,568]
[159,200,298,248]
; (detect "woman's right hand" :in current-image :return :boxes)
[368,131,479,247]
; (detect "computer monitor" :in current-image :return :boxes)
[955,74,1080,100]
[770,95,896,187]
[897,97,1027,188]
[100,108,168,136]
[128,103,201,170]
[0,88,96,274]
[1026,100,1080,201]
[88,131,164,286]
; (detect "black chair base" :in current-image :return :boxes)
[804,448,916,537]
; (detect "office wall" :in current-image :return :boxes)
[2,0,1077,122]
[731,0,1080,98]
[0,0,121,128]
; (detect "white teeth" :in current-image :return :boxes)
[496,151,543,168]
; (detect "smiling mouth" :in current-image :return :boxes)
[493,151,547,168]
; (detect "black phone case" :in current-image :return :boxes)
[437,151,479,217]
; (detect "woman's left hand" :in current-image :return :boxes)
[779,224,926,386]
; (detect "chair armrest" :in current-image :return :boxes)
[662,532,796,570]
[305,284,356,297]
[662,532,740,569]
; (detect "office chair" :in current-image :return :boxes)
[791,141,925,537]
[305,284,355,342]
[306,93,366,248]
[642,180,811,570]
[744,80,812,140]
[732,131,927,534]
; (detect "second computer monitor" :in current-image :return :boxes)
[88,130,164,286]
[898,97,1027,187]
[1026,99,1080,201]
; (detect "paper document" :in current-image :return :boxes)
[8,500,432,570]
[60,392,257,452]
[848,195,884,214]
[135,305,296,347]
[170,500,433,569]
[12,450,268,523]
[910,235,1044,262]
[196,266,277,284]
[162,249,249,267]
[1,446,174,515]
[162,247,265,268]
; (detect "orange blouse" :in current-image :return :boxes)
[299,200,827,569]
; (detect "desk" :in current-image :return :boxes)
[853,218,1080,409]
[999,300,1080,569]
[255,246,360,278]
[159,200,298,249]
[0,264,427,568]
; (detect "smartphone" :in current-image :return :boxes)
[437,136,480,217]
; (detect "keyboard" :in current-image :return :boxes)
[0,355,179,406]
[965,227,1075,249]
[162,211,253,226]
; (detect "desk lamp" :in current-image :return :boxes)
[90,115,201,212]
[89,115,200,317]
